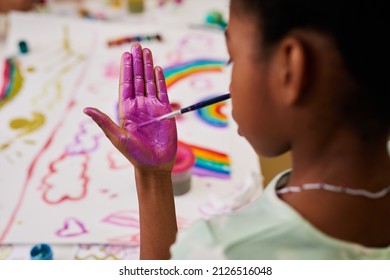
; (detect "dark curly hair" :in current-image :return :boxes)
[231,0,390,137]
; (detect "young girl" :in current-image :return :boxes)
[84,0,390,259]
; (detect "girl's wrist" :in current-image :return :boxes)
[134,168,173,193]
[135,167,172,179]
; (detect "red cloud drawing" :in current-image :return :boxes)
[40,152,90,205]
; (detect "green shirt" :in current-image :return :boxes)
[171,171,390,259]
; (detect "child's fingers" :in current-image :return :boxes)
[119,52,134,126]
[119,52,134,101]
[131,44,145,97]
[143,48,157,98]
[83,107,123,149]
[155,66,169,104]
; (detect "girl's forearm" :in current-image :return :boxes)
[135,169,178,260]
[0,0,33,12]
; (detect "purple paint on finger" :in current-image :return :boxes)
[121,54,132,84]
[143,49,157,97]
[155,67,168,104]
[121,52,134,101]
[131,44,145,97]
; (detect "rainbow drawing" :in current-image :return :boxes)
[180,141,231,179]
[0,58,24,109]
[196,96,228,127]
[163,59,226,88]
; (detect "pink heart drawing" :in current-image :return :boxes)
[55,217,88,238]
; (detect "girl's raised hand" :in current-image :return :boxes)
[84,43,177,173]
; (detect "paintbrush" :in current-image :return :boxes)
[138,93,231,127]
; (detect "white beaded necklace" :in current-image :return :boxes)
[276,183,390,199]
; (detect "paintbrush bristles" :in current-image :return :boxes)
[137,110,180,127]
[156,110,180,121]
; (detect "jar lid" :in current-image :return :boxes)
[172,143,195,174]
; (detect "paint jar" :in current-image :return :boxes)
[172,143,195,196]
[205,10,227,29]
[127,0,144,13]
[18,40,29,54]
[30,243,53,260]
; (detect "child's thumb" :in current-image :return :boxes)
[83,107,121,145]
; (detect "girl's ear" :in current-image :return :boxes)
[273,36,308,106]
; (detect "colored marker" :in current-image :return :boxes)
[107,34,162,47]
[138,93,231,127]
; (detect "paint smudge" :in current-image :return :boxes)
[0,245,13,260]
[196,96,228,127]
[176,216,192,230]
[107,234,140,246]
[180,141,230,179]
[76,253,119,260]
[66,119,103,155]
[0,112,45,152]
[9,112,46,135]
[177,33,215,55]
[75,245,126,260]
[26,66,36,73]
[75,244,139,260]
[40,152,90,205]
[170,102,184,121]
[0,58,24,109]
[163,59,225,89]
[190,78,213,91]
[104,61,120,79]
[24,139,36,145]
[63,25,72,55]
[99,188,118,199]
[55,217,88,238]
[107,150,131,170]
[102,210,139,228]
